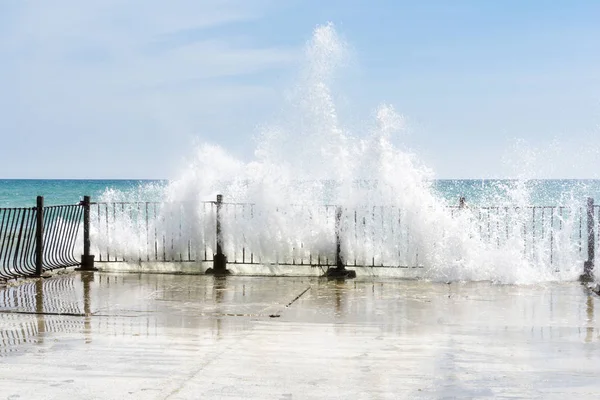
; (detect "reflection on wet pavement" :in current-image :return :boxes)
[0,272,598,399]
[0,274,311,357]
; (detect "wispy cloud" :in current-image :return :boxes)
[0,0,299,177]
[3,0,298,92]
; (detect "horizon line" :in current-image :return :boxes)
[1,177,600,181]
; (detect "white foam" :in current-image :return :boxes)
[95,23,592,284]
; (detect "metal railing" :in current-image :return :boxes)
[91,201,209,263]
[0,197,83,281]
[90,195,599,277]
[1,195,598,280]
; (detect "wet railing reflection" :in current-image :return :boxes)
[1,273,599,358]
[0,276,85,355]
[585,294,597,344]
[291,279,600,345]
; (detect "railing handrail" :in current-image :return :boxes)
[88,200,590,209]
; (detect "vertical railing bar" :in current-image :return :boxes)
[532,207,536,261]
[105,203,110,262]
[478,208,482,239]
[6,209,21,276]
[11,209,27,276]
[4,208,20,276]
[154,203,158,261]
[579,206,583,255]
[372,205,375,267]
[405,210,411,267]
[316,207,321,267]
[167,206,173,261]
[353,209,358,266]
[17,209,33,273]
[59,206,75,266]
[380,205,384,267]
[398,208,402,267]
[487,208,491,243]
[18,209,36,274]
[504,207,509,243]
[559,206,563,231]
[187,204,191,262]
[69,205,84,266]
[0,210,9,278]
[95,203,102,262]
[0,209,11,274]
[53,206,69,267]
[120,202,125,261]
[58,206,74,267]
[541,207,545,240]
[54,206,71,267]
[43,206,57,269]
[550,206,555,266]
[54,207,71,267]
[178,204,182,262]
[137,202,142,263]
[71,205,84,264]
[42,207,58,269]
[233,204,237,263]
[145,202,149,262]
[203,202,208,261]
[242,204,246,264]
[518,207,526,257]
[300,205,305,265]
[112,204,117,262]
[597,206,600,265]
[389,206,394,267]
[60,206,74,266]
[21,209,37,272]
[162,206,166,262]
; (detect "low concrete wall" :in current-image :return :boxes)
[96,261,423,278]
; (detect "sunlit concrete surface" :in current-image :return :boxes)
[0,272,599,399]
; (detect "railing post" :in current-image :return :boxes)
[325,206,356,279]
[335,206,343,269]
[581,197,595,282]
[35,196,44,277]
[76,196,97,272]
[206,194,229,275]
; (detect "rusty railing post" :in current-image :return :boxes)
[35,196,44,277]
[206,194,229,275]
[325,206,356,279]
[581,197,595,282]
[76,196,97,272]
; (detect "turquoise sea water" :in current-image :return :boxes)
[1,179,600,208]
[0,180,166,207]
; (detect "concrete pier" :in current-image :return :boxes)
[0,273,599,399]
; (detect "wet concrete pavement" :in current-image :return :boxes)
[0,272,599,399]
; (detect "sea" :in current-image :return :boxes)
[0,180,167,208]
[1,179,600,208]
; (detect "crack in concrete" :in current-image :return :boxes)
[269,285,312,318]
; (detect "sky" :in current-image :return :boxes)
[1,0,599,179]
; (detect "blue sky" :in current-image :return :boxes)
[1,0,599,179]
